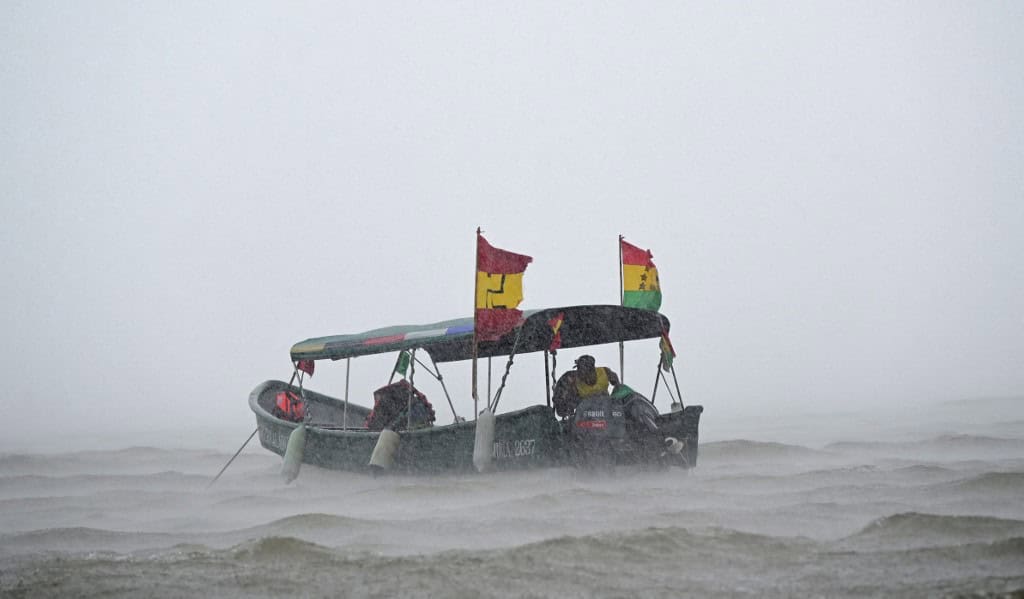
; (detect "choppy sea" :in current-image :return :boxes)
[2,397,1023,598]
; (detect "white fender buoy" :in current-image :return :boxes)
[368,428,400,471]
[281,423,306,484]
[472,409,496,473]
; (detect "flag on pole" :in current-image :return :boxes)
[620,239,662,311]
[548,311,565,352]
[475,234,533,341]
[393,351,411,377]
[659,332,676,371]
[296,359,315,376]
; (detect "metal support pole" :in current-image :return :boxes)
[406,350,417,430]
[419,354,459,422]
[544,350,551,408]
[343,357,351,428]
[650,360,661,405]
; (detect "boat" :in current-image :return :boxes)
[249,304,703,475]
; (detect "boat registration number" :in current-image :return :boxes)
[264,427,287,448]
[493,438,536,459]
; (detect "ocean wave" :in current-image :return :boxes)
[826,434,1024,454]
[0,471,209,495]
[974,536,1024,559]
[856,536,1024,565]
[241,512,374,536]
[0,447,271,479]
[928,434,1024,448]
[700,439,826,460]
[940,396,1024,408]
[0,447,197,467]
[501,485,620,507]
[4,527,1022,599]
[211,493,288,508]
[890,464,956,476]
[229,535,338,562]
[0,526,183,559]
[791,464,878,479]
[843,512,1024,550]
[939,471,1024,494]
[3,526,148,545]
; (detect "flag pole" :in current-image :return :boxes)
[472,227,480,421]
[618,234,625,382]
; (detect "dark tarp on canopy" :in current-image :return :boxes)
[290,305,670,364]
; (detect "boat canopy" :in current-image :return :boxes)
[290,305,670,364]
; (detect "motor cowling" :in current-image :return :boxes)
[573,395,627,440]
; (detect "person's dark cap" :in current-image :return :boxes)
[574,355,595,368]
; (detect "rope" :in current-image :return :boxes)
[489,327,524,412]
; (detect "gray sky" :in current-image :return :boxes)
[2,2,1022,444]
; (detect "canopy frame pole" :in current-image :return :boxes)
[487,356,492,406]
[472,227,481,420]
[342,357,351,429]
[419,354,460,422]
[406,349,417,431]
[295,369,309,423]
[650,360,661,405]
[543,350,551,408]
[550,350,559,392]
[670,361,685,410]
[618,234,625,382]
[656,364,678,405]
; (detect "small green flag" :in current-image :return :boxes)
[393,351,411,376]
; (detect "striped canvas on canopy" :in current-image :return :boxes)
[290,305,670,364]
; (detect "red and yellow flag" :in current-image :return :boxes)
[548,311,565,352]
[620,238,662,311]
[475,234,533,341]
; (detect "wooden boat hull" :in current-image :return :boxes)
[250,380,702,474]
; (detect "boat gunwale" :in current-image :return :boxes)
[250,379,556,439]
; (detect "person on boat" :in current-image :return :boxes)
[552,354,620,418]
[365,380,436,431]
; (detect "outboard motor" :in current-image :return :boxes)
[571,394,627,468]
[612,384,681,467]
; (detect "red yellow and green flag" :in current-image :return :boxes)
[475,233,533,341]
[620,238,662,311]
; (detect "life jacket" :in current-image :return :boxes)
[274,391,305,422]
[575,367,611,398]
